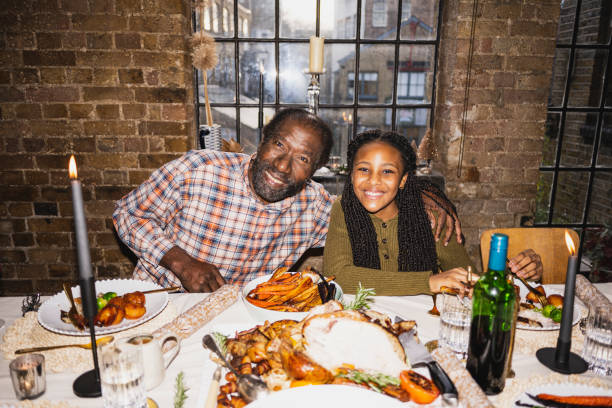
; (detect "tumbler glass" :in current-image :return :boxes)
[582,304,611,376]
[438,292,472,359]
[99,342,147,408]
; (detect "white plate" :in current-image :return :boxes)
[242,274,343,323]
[246,384,406,407]
[37,279,169,336]
[513,382,612,407]
[197,324,441,408]
[516,283,582,331]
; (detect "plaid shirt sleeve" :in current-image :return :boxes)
[113,155,187,268]
[310,189,334,248]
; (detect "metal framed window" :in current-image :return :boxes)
[537,0,612,280]
[193,0,443,161]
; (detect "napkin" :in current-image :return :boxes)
[153,284,240,344]
[431,347,494,408]
[575,274,611,310]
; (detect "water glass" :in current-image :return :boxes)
[9,353,45,400]
[582,304,611,376]
[438,293,472,359]
[100,342,147,408]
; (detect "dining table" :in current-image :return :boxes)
[0,282,610,408]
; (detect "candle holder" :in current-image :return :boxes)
[536,234,588,374]
[305,71,323,115]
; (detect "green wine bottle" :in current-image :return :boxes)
[466,233,517,395]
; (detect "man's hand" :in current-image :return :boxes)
[429,267,480,297]
[508,249,542,281]
[160,246,226,292]
[421,192,463,245]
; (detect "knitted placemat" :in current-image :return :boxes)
[0,401,78,408]
[0,302,177,373]
[514,322,585,356]
[495,372,612,408]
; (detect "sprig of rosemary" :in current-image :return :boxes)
[174,371,188,408]
[336,369,399,393]
[343,283,376,310]
[212,331,228,356]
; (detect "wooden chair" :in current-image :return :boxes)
[480,228,579,284]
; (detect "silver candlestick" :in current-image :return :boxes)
[306,72,321,115]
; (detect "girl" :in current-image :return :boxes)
[323,129,476,295]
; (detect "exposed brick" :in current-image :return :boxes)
[84,120,136,135]
[13,232,34,247]
[14,68,39,84]
[97,137,123,152]
[33,280,65,294]
[129,15,183,33]
[122,104,146,119]
[76,51,131,67]
[43,104,68,118]
[0,171,24,185]
[8,203,33,217]
[28,87,78,102]
[129,169,152,184]
[36,154,70,169]
[34,202,58,216]
[48,263,72,278]
[15,104,42,119]
[165,137,188,152]
[23,51,76,66]
[39,67,66,84]
[87,33,113,49]
[96,104,120,119]
[118,69,144,84]
[66,68,93,84]
[139,120,187,135]
[28,218,73,233]
[138,153,180,169]
[0,280,34,296]
[93,68,118,85]
[135,87,186,103]
[161,104,187,121]
[0,87,25,102]
[82,153,139,169]
[115,33,141,49]
[37,32,63,49]
[72,14,128,31]
[25,171,49,184]
[0,154,34,169]
[83,87,132,101]
[68,104,94,119]
[62,32,87,48]
[133,51,184,69]
[0,249,26,263]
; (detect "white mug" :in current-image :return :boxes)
[118,333,180,390]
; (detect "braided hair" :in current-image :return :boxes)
[341,129,438,272]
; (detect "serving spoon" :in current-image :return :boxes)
[15,335,114,354]
[202,334,269,403]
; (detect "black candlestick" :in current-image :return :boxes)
[536,253,587,374]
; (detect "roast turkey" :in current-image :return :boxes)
[302,309,410,377]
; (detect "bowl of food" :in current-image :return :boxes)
[242,268,343,323]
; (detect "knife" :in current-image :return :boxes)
[398,329,458,403]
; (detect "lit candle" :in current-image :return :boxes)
[258,61,264,131]
[309,36,324,73]
[556,230,578,363]
[69,155,92,280]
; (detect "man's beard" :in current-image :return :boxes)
[250,158,306,203]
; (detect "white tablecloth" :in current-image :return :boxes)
[1,283,611,407]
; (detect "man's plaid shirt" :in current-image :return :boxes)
[113,150,333,288]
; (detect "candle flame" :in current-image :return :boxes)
[69,155,78,179]
[565,230,576,256]
[348,114,352,122]
[342,111,347,121]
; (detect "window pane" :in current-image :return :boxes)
[210,2,233,37]
[552,171,588,223]
[360,0,395,38]
[567,49,608,108]
[321,43,355,104]
[318,108,355,166]
[556,1,577,45]
[548,48,569,107]
[353,107,389,133]
[359,44,393,104]
[535,171,553,224]
[577,2,612,45]
[239,42,275,104]
[241,0,274,38]
[400,0,439,41]
[239,107,263,154]
[279,42,309,104]
[325,0,358,39]
[279,0,316,38]
[587,172,612,225]
[394,108,431,140]
[199,43,236,104]
[542,112,560,166]
[560,112,596,167]
[396,44,434,104]
[597,112,612,166]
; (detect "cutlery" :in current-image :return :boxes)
[202,334,268,403]
[398,329,458,404]
[15,335,114,354]
[311,269,335,302]
[204,366,222,408]
[517,316,543,328]
[140,286,181,295]
[62,282,86,330]
[512,273,549,306]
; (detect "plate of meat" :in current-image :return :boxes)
[37,279,169,336]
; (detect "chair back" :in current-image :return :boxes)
[480,228,579,284]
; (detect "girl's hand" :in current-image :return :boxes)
[429,267,479,297]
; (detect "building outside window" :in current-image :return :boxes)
[212,2,219,32]
[397,71,425,98]
[204,6,211,31]
[347,72,378,100]
[223,7,230,32]
[372,0,388,27]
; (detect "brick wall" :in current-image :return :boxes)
[0,0,193,295]
[435,0,561,267]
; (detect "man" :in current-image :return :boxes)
[114,108,539,292]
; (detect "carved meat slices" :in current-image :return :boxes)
[302,310,410,377]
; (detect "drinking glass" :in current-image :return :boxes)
[438,292,472,359]
[582,304,612,376]
[99,342,147,408]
